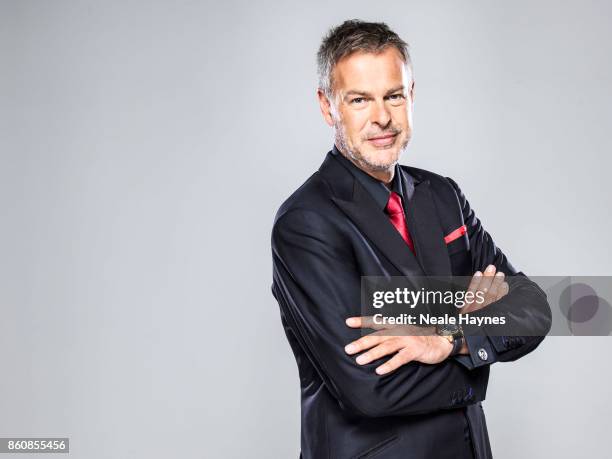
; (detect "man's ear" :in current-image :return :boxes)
[317,89,335,127]
[409,80,415,104]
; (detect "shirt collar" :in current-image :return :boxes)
[331,144,403,211]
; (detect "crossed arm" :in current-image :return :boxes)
[272,179,551,417]
[344,264,511,375]
[272,208,490,417]
[344,178,552,374]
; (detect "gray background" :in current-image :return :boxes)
[1,1,611,458]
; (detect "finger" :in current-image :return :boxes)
[465,266,497,312]
[496,281,509,301]
[376,325,435,337]
[477,264,497,298]
[345,316,389,330]
[345,316,363,328]
[486,272,505,304]
[376,348,415,375]
[462,271,483,312]
[466,271,483,298]
[356,339,404,365]
[345,333,389,355]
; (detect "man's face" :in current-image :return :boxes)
[318,47,414,174]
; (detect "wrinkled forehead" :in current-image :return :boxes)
[331,48,413,95]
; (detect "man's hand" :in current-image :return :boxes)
[345,265,511,375]
[344,317,453,375]
[460,264,509,314]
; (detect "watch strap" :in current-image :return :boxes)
[449,335,465,356]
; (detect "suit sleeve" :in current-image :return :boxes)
[271,207,489,418]
[445,177,553,370]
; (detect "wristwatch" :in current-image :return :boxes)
[435,323,465,357]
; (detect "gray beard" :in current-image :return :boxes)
[334,123,408,172]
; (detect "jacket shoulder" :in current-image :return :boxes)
[271,170,350,256]
[273,171,335,225]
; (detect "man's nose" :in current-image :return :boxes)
[370,99,391,128]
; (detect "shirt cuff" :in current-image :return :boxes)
[452,334,499,370]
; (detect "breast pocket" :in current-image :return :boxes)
[446,231,471,275]
[446,231,469,255]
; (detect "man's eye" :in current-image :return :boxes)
[351,97,366,104]
[388,94,405,100]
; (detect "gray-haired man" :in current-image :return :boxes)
[271,20,551,459]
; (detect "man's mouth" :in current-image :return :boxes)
[367,133,397,147]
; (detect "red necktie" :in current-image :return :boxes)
[385,192,415,255]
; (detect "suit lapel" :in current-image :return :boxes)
[319,152,425,277]
[402,170,453,277]
[319,152,453,277]
[331,182,426,277]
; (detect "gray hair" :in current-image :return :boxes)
[317,19,411,98]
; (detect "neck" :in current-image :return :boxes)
[336,145,395,185]
[366,168,395,186]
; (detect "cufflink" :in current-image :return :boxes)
[477,348,488,361]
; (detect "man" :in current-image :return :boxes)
[271,20,551,459]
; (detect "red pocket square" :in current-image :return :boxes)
[444,225,467,244]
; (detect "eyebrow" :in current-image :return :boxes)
[343,86,406,99]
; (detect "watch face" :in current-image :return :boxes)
[438,323,461,336]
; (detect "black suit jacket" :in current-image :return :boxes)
[271,150,552,459]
